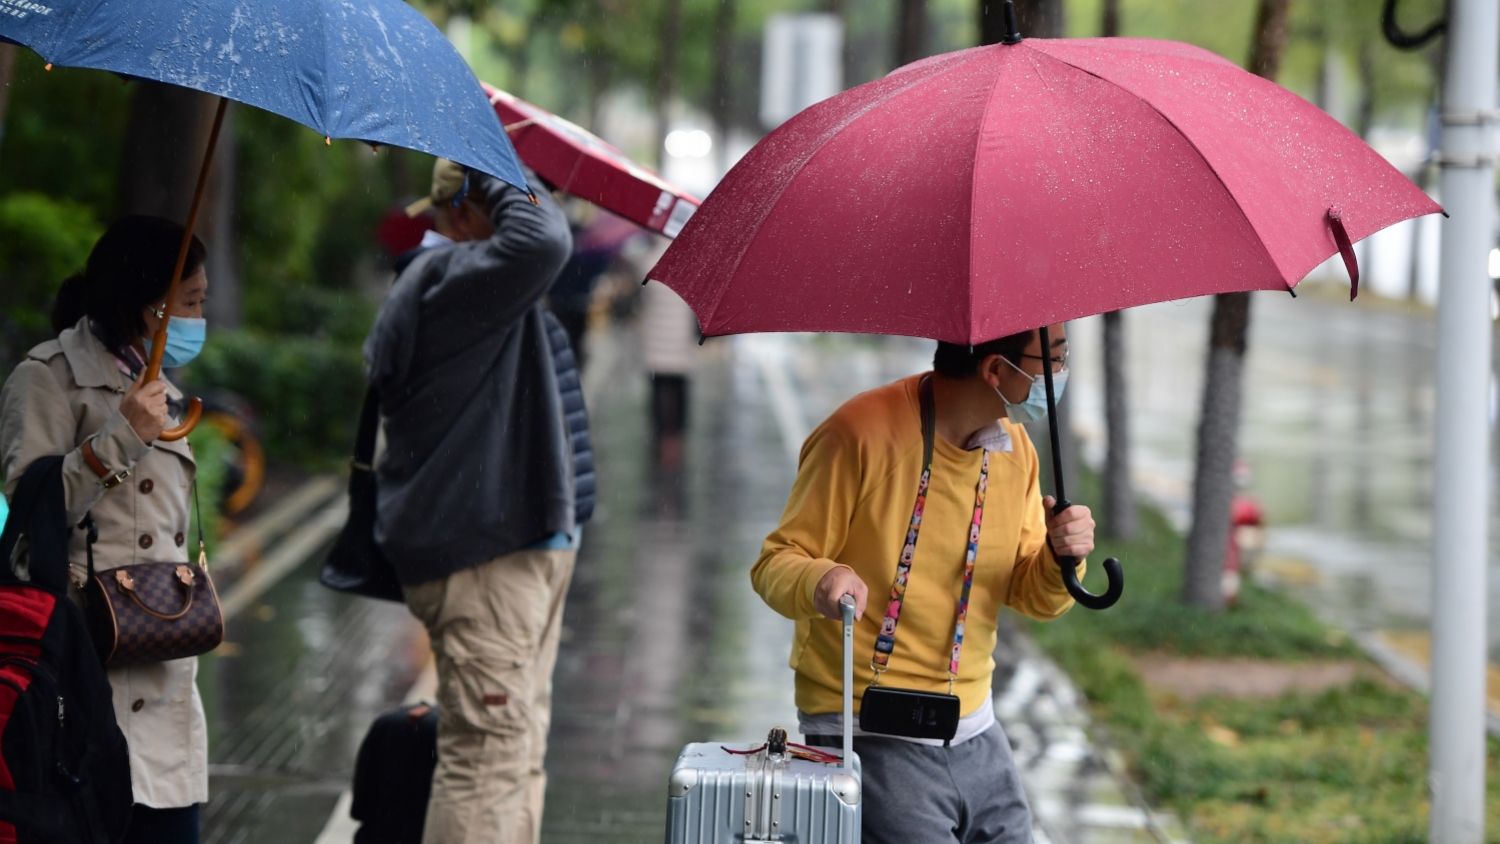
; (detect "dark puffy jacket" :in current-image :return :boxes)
[543,310,594,524]
[364,174,576,584]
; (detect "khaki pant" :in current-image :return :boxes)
[404,548,576,844]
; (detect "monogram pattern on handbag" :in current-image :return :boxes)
[86,562,225,667]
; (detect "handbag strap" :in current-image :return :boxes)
[351,387,380,473]
[871,375,990,692]
[83,458,208,580]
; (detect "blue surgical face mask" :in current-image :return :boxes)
[996,356,1067,425]
[144,315,206,368]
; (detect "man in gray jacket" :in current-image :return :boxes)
[364,159,580,844]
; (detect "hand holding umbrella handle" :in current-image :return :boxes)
[1049,497,1124,610]
[141,97,228,442]
[155,398,203,442]
[1038,324,1123,610]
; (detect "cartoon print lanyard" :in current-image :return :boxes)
[871,374,989,692]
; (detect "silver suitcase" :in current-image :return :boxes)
[665,597,861,843]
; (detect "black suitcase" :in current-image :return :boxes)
[350,702,439,844]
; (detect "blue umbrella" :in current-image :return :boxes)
[0,0,527,190]
[0,0,529,440]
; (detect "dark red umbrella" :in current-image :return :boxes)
[650,36,1439,344]
[648,16,1442,610]
[484,83,701,238]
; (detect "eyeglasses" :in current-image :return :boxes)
[1020,349,1069,373]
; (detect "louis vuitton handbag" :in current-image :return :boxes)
[83,486,224,667]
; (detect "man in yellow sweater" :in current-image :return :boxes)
[753,324,1093,844]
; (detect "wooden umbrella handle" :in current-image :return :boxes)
[147,96,228,442]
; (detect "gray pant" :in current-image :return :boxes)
[810,724,1032,844]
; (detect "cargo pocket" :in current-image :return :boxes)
[436,652,533,738]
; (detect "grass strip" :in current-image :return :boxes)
[1022,491,1500,843]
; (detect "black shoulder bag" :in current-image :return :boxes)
[320,387,405,602]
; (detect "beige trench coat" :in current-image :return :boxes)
[0,317,208,808]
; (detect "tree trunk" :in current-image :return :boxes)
[1101,0,1120,38]
[893,0,927,68]
[117,82,219,222]
[1181,0,1291,611]
[655,0,685,170]
[118,84,240,328]
[1097,0,1135,539]
[824,0,851,93]
[1102,310,1137,538]
[1012,0,1065,38]
[1182,292,1251,607]
[1355,40,1376,140]
[1246,0,1292,79]
[205,105,240,329]
[0,43,17,165]
[981,0,1061,45]
[711,0,737,176]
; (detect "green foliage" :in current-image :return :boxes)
[234,107,398,335]
[0,56,129,216]
[184,329,366,467]
[0,192,102,373]
[1026,474,1355,660]
[1067,0,1444,131]
[1024,492,1500,842]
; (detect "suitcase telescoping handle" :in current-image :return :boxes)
[839,594,855,772]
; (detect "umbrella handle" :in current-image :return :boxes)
[1038,324,1123,610]
[157,398,204,442]
[141,95,228,442]
[1061,554,1124,610]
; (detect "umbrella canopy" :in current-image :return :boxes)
[1,0,526,189]
[650,36,1441,345]
[485,83,700,237]
[1,0,530,440]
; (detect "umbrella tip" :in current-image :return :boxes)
[1001,0,1024,44]
[44,63,52,71]
[325,136,331,146]
[527,191,539,206]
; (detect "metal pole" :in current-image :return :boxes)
[1430,1,1497,840]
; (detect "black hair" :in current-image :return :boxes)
[51,216,206,351]
[932,330,1034,379]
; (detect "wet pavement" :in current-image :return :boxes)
[201,317,1177,843]
[195,284,1500,841]
[199,557,426,844]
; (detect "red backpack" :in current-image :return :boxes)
[0,456,132,843]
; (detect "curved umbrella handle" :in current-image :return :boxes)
[1058,552,1124,610]
[156,398,204,442]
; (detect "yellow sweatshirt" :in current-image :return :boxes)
[752,374,1081,718]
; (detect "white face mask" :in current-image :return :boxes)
[995,355,1068,425]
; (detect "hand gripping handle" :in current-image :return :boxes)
[839,594,855,771]
[1051,498,1124,610]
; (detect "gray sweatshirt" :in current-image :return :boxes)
[364,173,574,584]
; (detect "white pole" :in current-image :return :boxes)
[1430,1,1498,841]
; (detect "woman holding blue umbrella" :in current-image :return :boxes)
[1,216,211,842]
